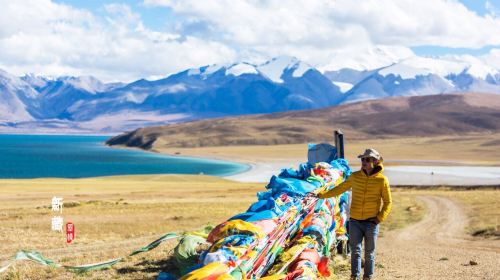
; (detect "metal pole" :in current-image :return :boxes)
[334,130,344,159]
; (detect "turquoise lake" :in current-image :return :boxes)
[0,134,249,179]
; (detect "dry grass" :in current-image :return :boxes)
[155,134,500,166]
[0,175,496,279]
[0,175,262,279]
[378,189,426,234]
[418,189,500,237]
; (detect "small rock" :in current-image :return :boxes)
[469,260,478,266]
[406,206,418,212]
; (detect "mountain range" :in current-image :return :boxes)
[106,93,500,149]
[1,55,499,133]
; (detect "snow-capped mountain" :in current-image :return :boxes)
[64,56,344,123]
[319,45,415,72]
[327,56,500,103]
[0,56,344,132]
[0,70,36,122]
[1,54,499,133]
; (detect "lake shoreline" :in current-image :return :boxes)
[0,134,248,179]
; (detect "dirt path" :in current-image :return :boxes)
[376,195,499,279]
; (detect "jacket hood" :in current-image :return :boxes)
[372,163,384,175]
[362,163,384,177]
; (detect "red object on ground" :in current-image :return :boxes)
[66,222,75,243]
[317,256,331,276]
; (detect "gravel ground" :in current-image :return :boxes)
[374,195,499,280]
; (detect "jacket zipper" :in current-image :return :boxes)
[362,174,368,218]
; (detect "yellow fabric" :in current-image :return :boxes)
[179,262,227,280]
[187,231,210,239]
[258,275,287,280]
[209,219,264,243]
[216,273,235,280]
[333,197,342,232]
[296,235,317,246]
[226,246,249,257]
[319,164,392,222]
[334,175,343,186]
[267,243,308,274]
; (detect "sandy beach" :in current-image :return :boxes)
[224,161,500,185]
[149,135,500,185]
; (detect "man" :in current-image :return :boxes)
[318,148,392,280]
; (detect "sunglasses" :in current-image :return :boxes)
[361,157,374,163]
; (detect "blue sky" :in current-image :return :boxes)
[461,0,496,15]
[1,0,500,81]
[54,0,176,31]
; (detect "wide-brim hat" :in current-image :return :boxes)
[357,148,381,160]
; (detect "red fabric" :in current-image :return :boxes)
[297,249,320,264]
[289,260,310,271]
[284,269,304,280]
[207,223,225,243]
[317,256,331,276]
[252,219,278,235]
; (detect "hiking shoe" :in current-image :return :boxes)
[350,276,360,280]
[363,277,372,280]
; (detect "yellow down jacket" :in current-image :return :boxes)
[318,164,392,222]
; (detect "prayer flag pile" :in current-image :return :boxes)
[176,153,352,280]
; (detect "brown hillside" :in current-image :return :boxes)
[106,93,500,149]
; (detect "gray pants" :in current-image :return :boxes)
[349,219,379,278]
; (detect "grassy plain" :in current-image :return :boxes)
[0,175,497,279]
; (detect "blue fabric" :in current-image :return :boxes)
[330,158,352,178]
[303,225,325,237]
[329,220,337,232]
[307,143,337,165]
[278,163,310,179]
[217,234,256,248]
[266,176,320,197]
[248,200,268,212]
[184,263,203,274]
[339,192,349,206]
[313,201,324,212]
[157,272,178,280]
[349,219,379,278]
[231,199,294,222]
[231,189,304,222]
[229,210,278,222]
[338,192,350,213]
[302,225,326,246]
[248,197,290,213]
[278,167,302,179]
[256,191,272,201]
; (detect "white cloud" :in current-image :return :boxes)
[478,48,500,70]
[319,45,416,71]
[146,0,500,48]
[0,0,236,82]
[146,0,500,69]
[1,0,500,81]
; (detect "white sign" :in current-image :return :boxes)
[51,196,63,213]
[51,216,64,232]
